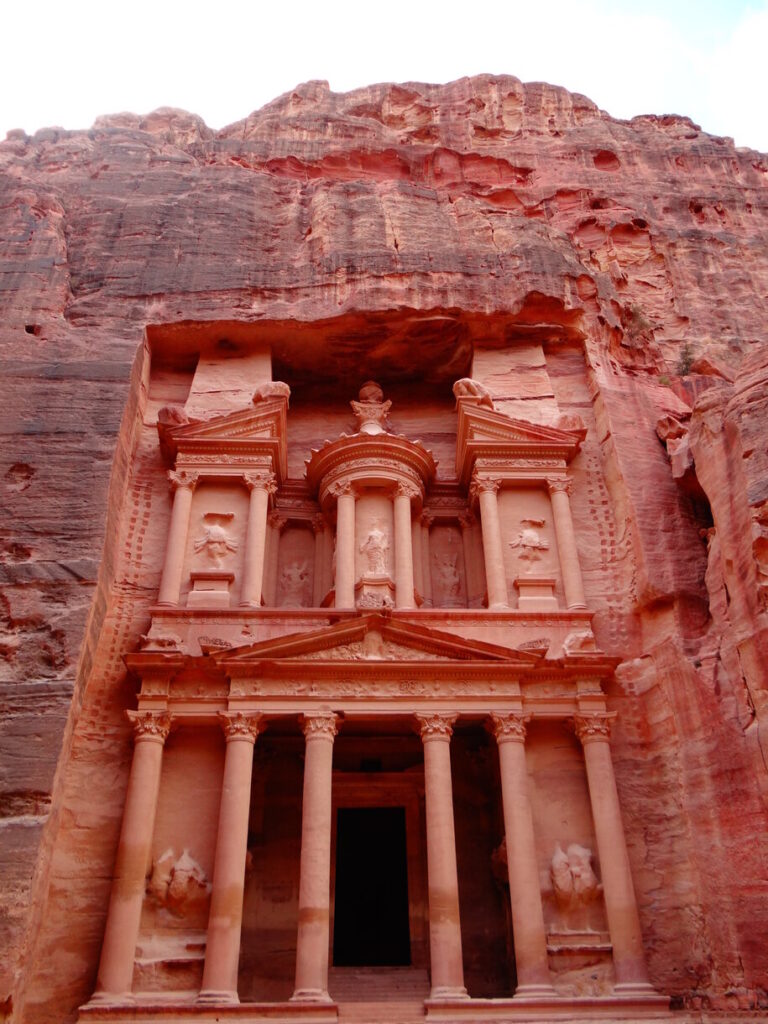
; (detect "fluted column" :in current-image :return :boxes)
[240,472,276,607]
[292,712,339,1003]
[92,711,171,1002]
[333,483,356,610]
[199,713,264,1004]
[416,714,468,1001]
[491,713,556,997]
[548,478,586,609]
[394,482,418,609]
[574,714,654,993]
[157,471,198,606]
[471,476,508,610]
[421,513,434,607]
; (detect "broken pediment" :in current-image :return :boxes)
[213,613,544,668]
[455,398,584,484]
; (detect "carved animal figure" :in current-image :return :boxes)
[452,377,494,408]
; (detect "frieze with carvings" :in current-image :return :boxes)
[229,678,524,698]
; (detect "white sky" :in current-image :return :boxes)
[1,0,767,152]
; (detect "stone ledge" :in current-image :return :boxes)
[78,1002,338,1023]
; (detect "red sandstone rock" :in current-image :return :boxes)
[0,76,767,1023]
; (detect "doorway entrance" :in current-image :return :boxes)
[332,806,411,966]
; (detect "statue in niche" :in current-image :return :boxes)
[551,842,601,914]
[351,380,392,435]
[435,553,462,605]
[452,377,494,408]
[278,560,309,606]
[194,512,237,567]
[509,517,549,572]
[147,848,211,917]
[360,524,390,576]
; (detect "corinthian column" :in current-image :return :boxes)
[415,713,468,1001]
[490,713,556,997]
[240,472,276,607]
[547,478,586,609]
[471,476,508,610]
[157,471,198,606]
[574,714,655,993]
[292,712,339,1003]
[92,711,171,1003]
[394,482,418,609]
[198,713,264,1004]
[332,482,356,610]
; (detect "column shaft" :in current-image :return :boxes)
[421,516,433,607]
[459,512,483,609]
[576,716,653,992]
[93,712,170,1001]
[292,713,338,1002]
[335,490,356,609]
[492,714,555,997]
[312,517,327,607]
[394,487,416,609]
[157,474,196,606]
[548,481,586,609]
[240,475,274,607]
[474,478,508,610]
[199,714,262,1004]
[412,518,424,601]
[417,715,468,1001]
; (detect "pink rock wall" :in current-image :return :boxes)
[1,75,768,1020]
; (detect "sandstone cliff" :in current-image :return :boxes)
[1,76,767,1021]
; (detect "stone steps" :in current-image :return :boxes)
[337,1000,426,1024]
[329,967,430,1003]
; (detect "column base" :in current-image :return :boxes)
[613,980,667,999]
[85,991,135,1007]
[512,982,559,999]
[196,989,240,1005]
[290,988,334,1003]
[429,986,470,1001]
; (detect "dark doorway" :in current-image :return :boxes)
[333,806,411,966]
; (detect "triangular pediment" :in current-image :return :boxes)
[158,398,288,477]
[214,614,544,667]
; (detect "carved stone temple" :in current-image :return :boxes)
[3,77,768,1024]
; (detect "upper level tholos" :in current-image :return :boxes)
[142,315,598,656]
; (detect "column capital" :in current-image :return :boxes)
[268,510,288,531]
[470,474,502,499]
[329,479,356,499]
[490,711,530,743]
[395,480,420,501]
[243,470,277,495]
[301,711,339,740]
[167,469,199,492]
[219,711,264,743]
[127,709,172,742]
[458,509,476,529]
[415,712,458,740]
[547,476,573,496]
[311,513,326,535]
[421,511,435,528]
[573,712,615,744]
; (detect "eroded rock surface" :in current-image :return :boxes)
[1,76,767,1022]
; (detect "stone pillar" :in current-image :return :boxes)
[292,712,339,1003]
[333,483,356,610]
[312,515,327,607]
[415,713,468,1001]
[157,471,198,606]
[92,711,171,1002]
[412,517,424,601]
[574,714,654,993]
[240,472,276,607]
[199,712,264,1004]
[264,511,287,607]
[491,713,556,997]
[421,513,434,608]
[394,483,418,609]
[459,510,483,609]
[548,479,586,610]
[472,476,508,610]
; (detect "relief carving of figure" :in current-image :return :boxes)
[551,842,601,912]
[278,560,309,606]
[360,524,390,576]
[435,553,462,605]
[351,380,392,435]
[509,517,549,571]
[452,377,494,409]
[147,848,211,917]
[194,513,238,567]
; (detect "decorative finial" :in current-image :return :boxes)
[351,381,392,435]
